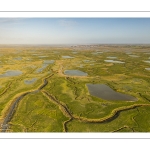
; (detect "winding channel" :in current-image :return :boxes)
[1,74,54,132]
[42,90,150,129]
[1,72,150,132]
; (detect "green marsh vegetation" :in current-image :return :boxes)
[0,45,150,132]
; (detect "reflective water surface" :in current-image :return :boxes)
[86,84,137,101]
[64,70,88,76]
[0,70,22,77]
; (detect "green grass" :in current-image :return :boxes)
[69,105,150,132]
[0,46,150,132]
[9,92,68,132]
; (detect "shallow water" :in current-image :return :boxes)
[92,52,103,55]
[64,70,88,76]
[86,84,137,101]
[104,60,125,63]
[44,60,55,64]
[144,60,150,63]
[72,52,78,54]
[24,78,37,84]
[83,60,90,62]
[129,55,139,57]
[14,57,22,60]
[32,54,39,55]
[145,68,150,70]
[39,56,48,58]
[107,56,117,59]
[0,70,22,77]
[62,56,74,59]
[36,64,48,73]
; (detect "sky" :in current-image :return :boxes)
[0,18,150,45]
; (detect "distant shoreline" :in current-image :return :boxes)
[0,44,150,48]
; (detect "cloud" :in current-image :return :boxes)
[0,18,24,24]
[58,19,78,28]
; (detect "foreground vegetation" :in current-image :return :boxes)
[0,45,150,132]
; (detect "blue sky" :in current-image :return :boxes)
[0,18,150,44]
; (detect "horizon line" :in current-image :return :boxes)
[0,43,150,46]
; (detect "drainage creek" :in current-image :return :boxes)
[1,74,54,132]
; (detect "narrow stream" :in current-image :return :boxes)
[1,75,53,132]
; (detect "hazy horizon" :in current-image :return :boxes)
[0,18,150,45]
